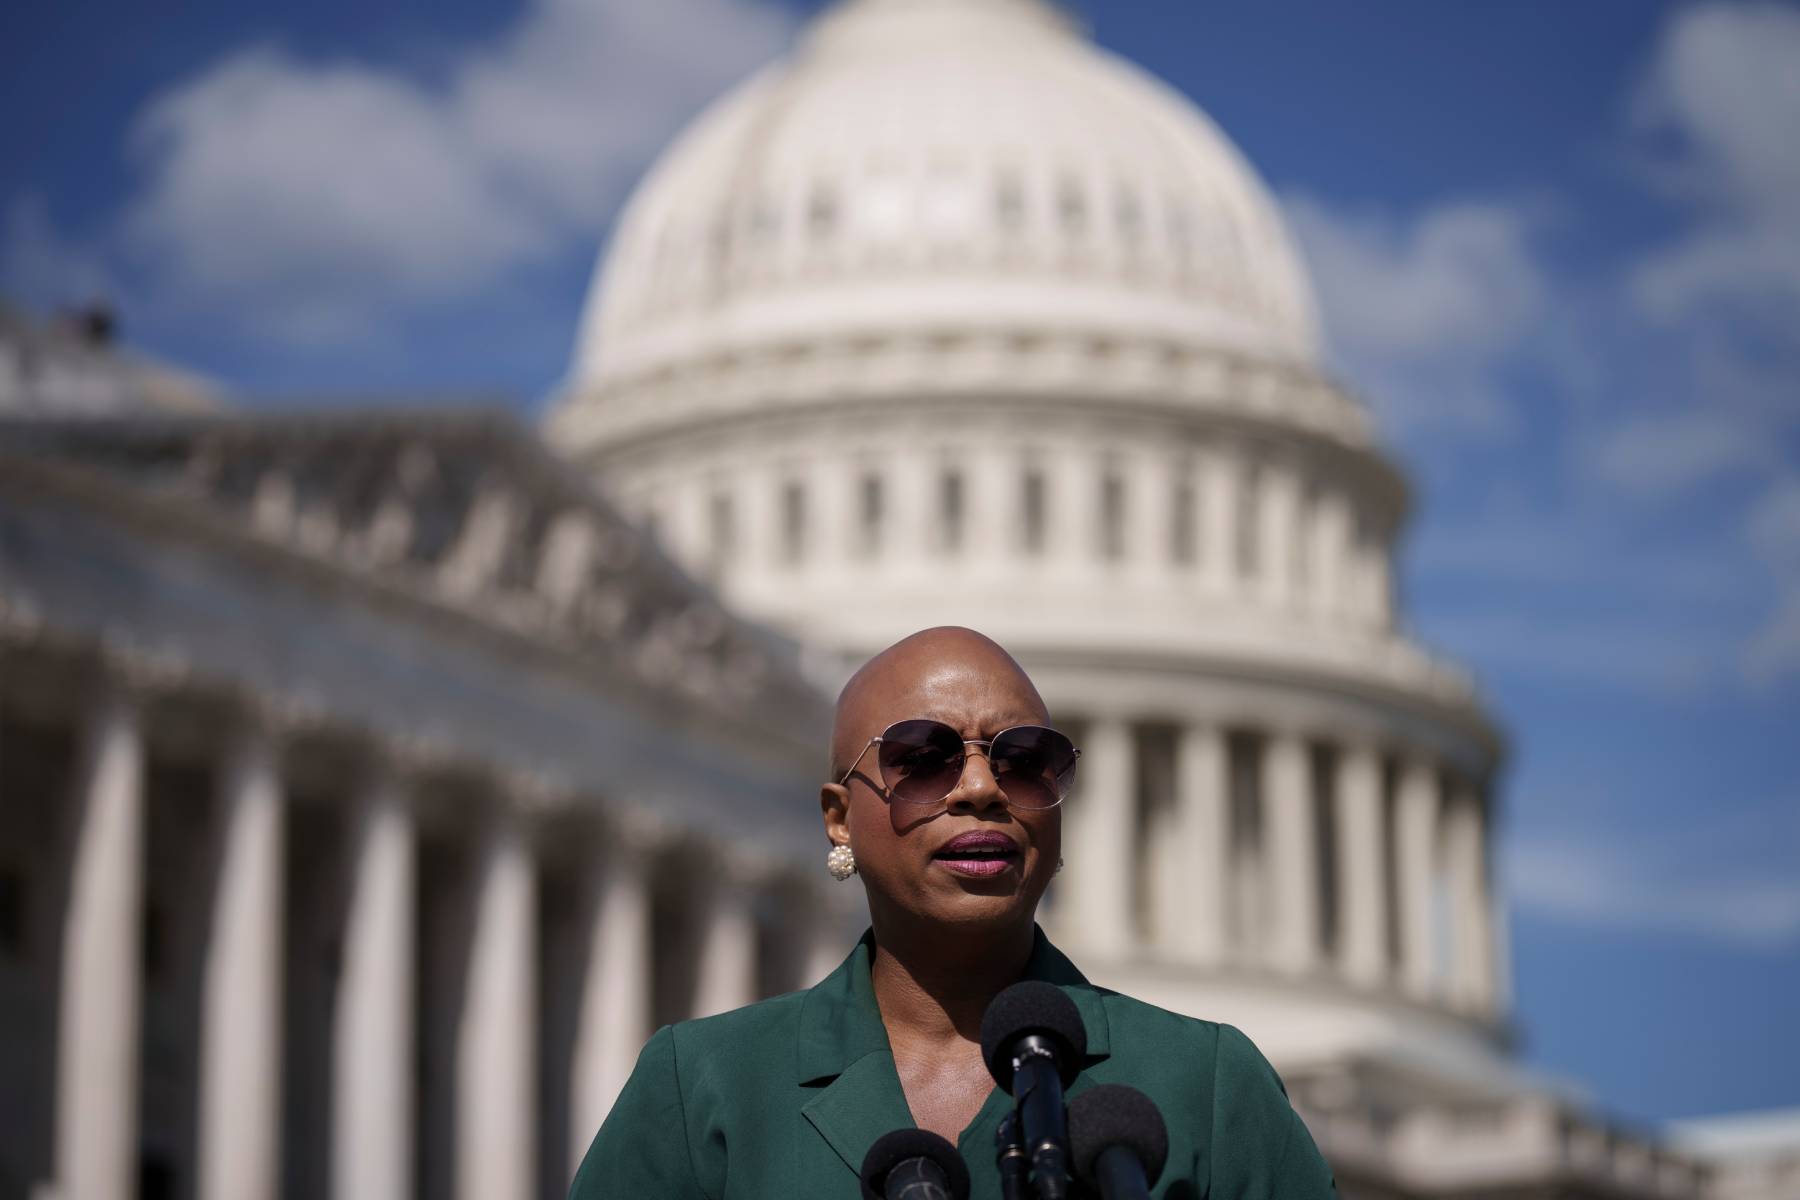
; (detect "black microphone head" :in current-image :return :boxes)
[979,981,1088,1090]
[859,1128,971,1200]
[1067,1084,1171,1187]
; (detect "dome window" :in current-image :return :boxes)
[1237,464,1262,581]
[807,185,839,240]
[1167,201,1193,266]
[1056,175,1088,236]
[1170,472,1197,565]
[1115,187,1144,245]
[994,172,1026,231]
[1020,467,1047,556]
[748,195,778,241]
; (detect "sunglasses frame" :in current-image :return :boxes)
[837,718,1080,811]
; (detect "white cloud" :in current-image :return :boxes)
[1629,3,1800,328]
[1590,411,1771,498]
[1615,4,1800,682]
[1510,828,1800,951]
[1284,195,1545,438]
[118,0,797,343]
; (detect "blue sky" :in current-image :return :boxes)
[6,0,1798,1125]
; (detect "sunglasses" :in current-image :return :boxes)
[838,718,1080,811]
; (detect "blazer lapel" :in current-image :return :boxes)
[801,1051,918,1180]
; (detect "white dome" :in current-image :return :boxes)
[565,0,1321,407]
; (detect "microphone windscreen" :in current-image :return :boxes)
[859,1128,971,1200]
[979,981,1088,1089]
[1067,1084,1171,1186]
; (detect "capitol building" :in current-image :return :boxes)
[2,0,1796,1198]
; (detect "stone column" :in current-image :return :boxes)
[1063,716,1135,952]
[1446,778,1494,1012]
[332,773,415,1200]
[55,686,145,1200]
[1395,757,1441,1000]
[440,486,519,599]
[1262,731,1318,973]
[1334,741,1387,986]
[1162,722,1229,964]
[198,725,285,1200]
[691,869,759,1019]
[568,837,653,1176]
[456,817,537,1200]
[818,457,859,584]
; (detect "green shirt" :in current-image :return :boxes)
[570,927,1337,1199]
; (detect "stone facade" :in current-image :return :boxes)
[0,413,857,1200]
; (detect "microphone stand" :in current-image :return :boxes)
[995,1110,1029,1200]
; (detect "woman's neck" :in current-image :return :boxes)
[867,915,1036,1044]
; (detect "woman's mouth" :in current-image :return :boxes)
[933,831,1021,877]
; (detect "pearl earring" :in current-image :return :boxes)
[826,843,857,881]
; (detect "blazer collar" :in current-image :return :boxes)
[796,924,1112,1180]
[795,923,1113,1084]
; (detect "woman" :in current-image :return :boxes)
[570,627,1336,1198]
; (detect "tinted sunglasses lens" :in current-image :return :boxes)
[988,726,1078,809]
[877,719,965,805]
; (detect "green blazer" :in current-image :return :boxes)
[570,928,1336,1199]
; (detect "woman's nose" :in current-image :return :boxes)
[945,747,1006,812]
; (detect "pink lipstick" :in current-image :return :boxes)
[933,830,1021,878]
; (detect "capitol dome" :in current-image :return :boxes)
[553,0,1345,453]
[548,0,1512,1102]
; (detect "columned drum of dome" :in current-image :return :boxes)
[546,0,1511,1107]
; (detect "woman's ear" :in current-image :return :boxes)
[819,781,851,846]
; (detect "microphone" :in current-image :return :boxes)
[980,981,1088,1200]
[859,1128,971,1200]
[1067,1084,1169,1200]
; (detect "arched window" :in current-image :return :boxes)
[1115,185,1144,247]
[707,489,735,569]
[1057,175,1088,236]
[1099,468,1126,561]
[1236,464,1262,581]
[1170,469,1197,565]
[858,471,884,556]
[1293,486,1315,598]
[939,468,965,554]
[807,183,839,241]
[995,171,1026,232]
[779,480,807,565]
[1021,467,1047,556]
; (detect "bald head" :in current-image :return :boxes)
[829,627,1047,779]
